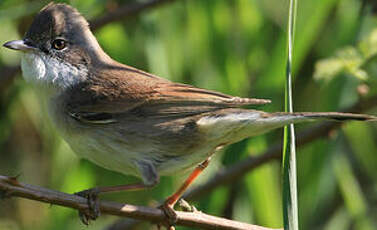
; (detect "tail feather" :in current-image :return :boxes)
[197,109,376,145]
[277,112,377,122]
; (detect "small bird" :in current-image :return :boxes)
[3,3,376,225]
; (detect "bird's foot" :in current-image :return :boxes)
[157,199,198,229]
[75,188,101,225]
[158,201,178,229]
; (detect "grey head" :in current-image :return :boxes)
[5,3,110,66]
[3,3,112,90]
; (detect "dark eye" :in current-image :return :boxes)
[52,39,66,50]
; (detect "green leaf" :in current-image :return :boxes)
[314,28,377,82]
[282,0,299,229]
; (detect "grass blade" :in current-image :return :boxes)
[282,0,299,229]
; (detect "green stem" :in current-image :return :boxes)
[282,0,299,229]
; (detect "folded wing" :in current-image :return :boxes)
[64,65,270,123]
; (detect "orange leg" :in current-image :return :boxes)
[161,157,211,224]
[165,157,211,206]
[79,182,154,194]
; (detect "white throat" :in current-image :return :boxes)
[21,52,88,93]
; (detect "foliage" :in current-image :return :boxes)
[0,0,376,230]
[314,28,377,82]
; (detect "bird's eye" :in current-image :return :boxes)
[52,39,66,50]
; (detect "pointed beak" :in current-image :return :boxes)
[3,39,37,51]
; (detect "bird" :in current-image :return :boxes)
[3,2,376,225]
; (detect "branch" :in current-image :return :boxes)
[183,95,377,200]
[90,0,177,31]
[0,175,281,230]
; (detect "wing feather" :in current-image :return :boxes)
[64,64,270,123]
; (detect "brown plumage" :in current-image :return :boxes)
[3,2,376,225]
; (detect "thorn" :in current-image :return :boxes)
[5,174,21,186]
[178,199,197,212]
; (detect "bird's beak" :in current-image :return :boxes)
[3,39,37,51]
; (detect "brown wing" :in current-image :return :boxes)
[153,82,270,105]
[65,63,270,122]
[136,82,271,117]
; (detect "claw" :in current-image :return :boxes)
[78,210,90,226]
[157,199,199,229]
[159,202,178,226]
[75,188,101,225]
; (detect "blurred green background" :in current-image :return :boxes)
[1,0,377,230]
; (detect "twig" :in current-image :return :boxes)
[90,0,177,31]
[0,175,281,230]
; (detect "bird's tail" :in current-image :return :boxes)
[197,110,376,145]
[271,112,377,122]
[249,112,377,136]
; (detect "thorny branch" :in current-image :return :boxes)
[0,175,281,230]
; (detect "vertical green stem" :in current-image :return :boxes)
[282,0,299,229]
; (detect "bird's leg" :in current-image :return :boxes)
[161,157,211,224]
[75,160,158,224]
[75,183,156,225]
